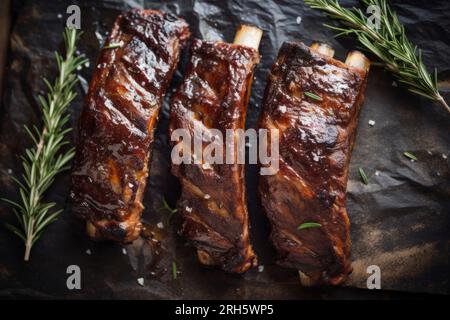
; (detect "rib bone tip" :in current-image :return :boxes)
[345,50,370,72]
[298,270,314,287]
[310,42,335,58]
[233,24,263,51]
[86,221,96,238]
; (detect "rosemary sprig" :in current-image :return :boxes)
[304,0,450,113]
[2,28,87,261]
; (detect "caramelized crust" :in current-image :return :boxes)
[70,10,190,243]
[259,42,369,285]
[170,39,260,273]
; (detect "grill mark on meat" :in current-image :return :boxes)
[170,39,260,273]
[70,9,190,243]
[259,42,369,285]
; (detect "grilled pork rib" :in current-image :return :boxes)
[70,10,190,243]
[170,26,262,273]
[259,42,369,285]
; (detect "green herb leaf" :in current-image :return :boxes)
[103,42,122,49]
[358,168,369,185]
[172,261,178,280]
[298,222,322,230]
[304,91,323,101]
[1,28,87,261]
[403,151,418,161]
[158,197,177,215]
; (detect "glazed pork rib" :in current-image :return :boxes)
[170,26,262,273]
[259,42,369,285]
[70,10,190,243]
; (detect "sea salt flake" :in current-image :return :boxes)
[202,163,212,170]
[185,206,193,213]
[368,120,375,126]
[85,249,92,255]
[392,81,398,87]
[122,248,127,255]
[296,16,302,24]
[279,105,287,113]
[258,265,265,272]
[442,154,447,159]
[7,168,12,174]
[204,194,211,200]
[57,14,63,19]
[137,278,144,286]
[157,222,164,229]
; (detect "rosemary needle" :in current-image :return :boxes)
[304,91,323,101]
[2,28,87,261]
[298,222,322,230]
[403,151,418,161]
[358,168,369,185]
[304,0,450,113]
[103,42,122,49]
[172,261,178,280]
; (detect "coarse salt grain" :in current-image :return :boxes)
[137,278,144,286]
[202,163,212,170]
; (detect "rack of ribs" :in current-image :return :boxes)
[258,42,370,285]
[169,25,263,273]
[70,9,190,243]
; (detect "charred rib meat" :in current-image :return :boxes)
[258,41,369,285]
[70,10,190,243]
[169,26,262,273]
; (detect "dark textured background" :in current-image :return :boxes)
[0,0,448,298]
